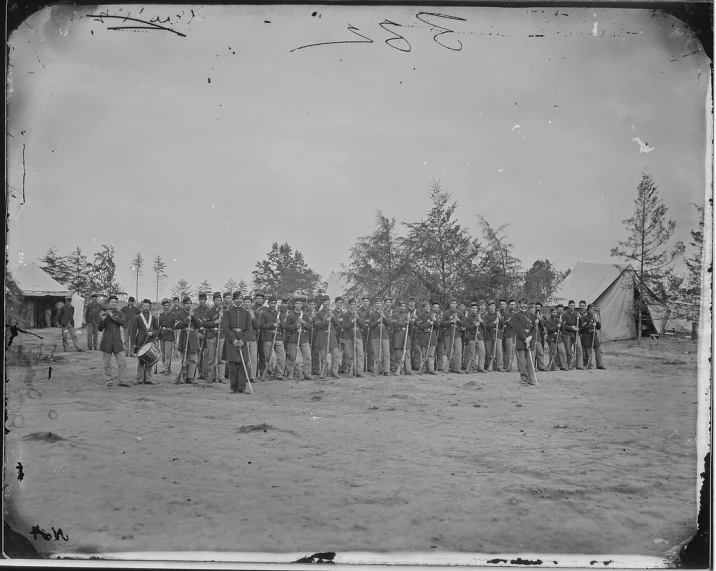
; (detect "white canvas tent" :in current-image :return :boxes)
[11,262,73,328]
[549,262,683,341]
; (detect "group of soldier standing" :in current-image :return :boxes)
[87,289,607,392]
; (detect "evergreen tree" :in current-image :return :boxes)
[66,247,92,297]
[171,279,193,300]
[251,243,322,295]
[610,171,685,340]
[93,245,122,296]
[402,178,481,305]
[341,211,421,301]
[521,259,567,303]
[474,216,523,301]
[224,277,240,294]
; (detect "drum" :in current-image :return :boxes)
[137,343,161,367]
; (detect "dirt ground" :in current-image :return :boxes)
[4,327,702,560]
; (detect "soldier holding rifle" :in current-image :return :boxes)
[580,304,607,370]
[174,296,204,383]
[417,301,439,375]
[369,298,392,376]
[441,298,465,374]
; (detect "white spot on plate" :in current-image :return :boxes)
[592,22,598,36]
[631,137,655,155]
[512,125,520,132]
[499,169,504,173]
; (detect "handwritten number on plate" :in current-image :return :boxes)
[379,20,411,52]
[415,12,466,51]
[290,24,374,53]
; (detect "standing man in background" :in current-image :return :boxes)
[260,295,286,380]
[194,292,212,380]
[203,293,224,382]
[84,293,103,351]
[57,295,84,352]
[120,297,141,356]
[562,300,583,370]
[157,298,176,375]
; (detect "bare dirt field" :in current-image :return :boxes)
[4,328,701,560]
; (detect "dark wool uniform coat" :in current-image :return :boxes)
[158,311,177,342]
[84,301,104,325]
[285,310,312,345]
[464,313,484,341]
[98,310,126,354]
[221,304,252,363]
[174,308,204,354]
[132,312,160,349]
[312,309,339,350]
[512,310,536,351]
[417,310,439,347]
[482,312,499,341]
[259,308,284,344]
[341,309,365,341]
[391,310,412,349]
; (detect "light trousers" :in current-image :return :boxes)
[103,351,127,383]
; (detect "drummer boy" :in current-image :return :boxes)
[133,298,161,385]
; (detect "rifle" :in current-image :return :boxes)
[587,316,597,368]
[398,310,412,375]
[211,307,224,381]
[262,309,280,381]
[350,310,358,377]
[445,309,459,373]
[487,311,501,371]
[192,328,207,382]
[320,309,332,378]
[289,310,304,380]
[570,315,580,368]
[374,309,387,376]
[174,309,194,384]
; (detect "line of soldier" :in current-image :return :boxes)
[96,289,607,391]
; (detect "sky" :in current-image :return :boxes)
[7,4,710,300]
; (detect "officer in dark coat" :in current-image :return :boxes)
[513,298,537,386]
[221,291,252,393]
[99,295,128,387]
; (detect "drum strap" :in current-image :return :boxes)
[140,312,152,332]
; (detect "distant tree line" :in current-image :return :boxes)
[340,177,569,306]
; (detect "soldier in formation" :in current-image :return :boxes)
[87,290,606,391]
